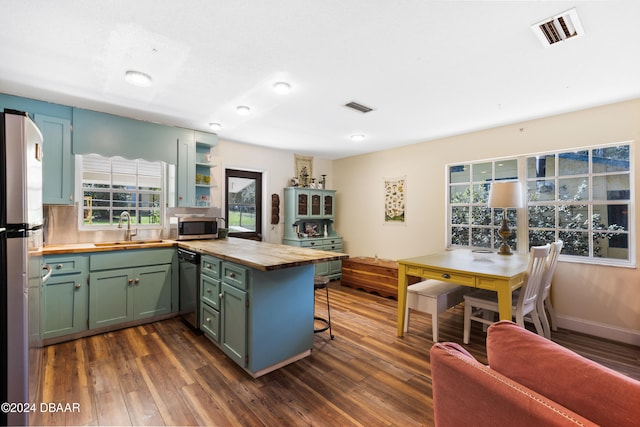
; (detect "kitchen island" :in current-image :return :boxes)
[42,238,348,377]
[181,237,349,377]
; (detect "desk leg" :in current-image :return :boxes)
[397,264,408,337]
[496,287,513,321]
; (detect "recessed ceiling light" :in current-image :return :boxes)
[350,134,366,142]
[236,105,251,115]
[124,70,152,87]
[209,122,221,131]
[273,82,291,94]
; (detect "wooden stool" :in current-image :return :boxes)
[314,276,334,339]
[404,280,471,342]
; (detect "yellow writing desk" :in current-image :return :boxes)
[397,249,530,337]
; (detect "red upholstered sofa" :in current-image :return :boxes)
[430,321,640,427]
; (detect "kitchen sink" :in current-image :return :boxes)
[93,240,165,247]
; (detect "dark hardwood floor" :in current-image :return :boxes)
[32,282,640,426]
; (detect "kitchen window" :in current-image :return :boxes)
[447,142,633,266]
[79,154,164,228]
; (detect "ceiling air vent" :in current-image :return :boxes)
[344,101,374,114]
[532,8,584,47]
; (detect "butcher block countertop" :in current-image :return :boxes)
[179,238,349,271]
[43,240,176,255]
[43,237,348,272]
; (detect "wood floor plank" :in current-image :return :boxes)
[31,281,640,426]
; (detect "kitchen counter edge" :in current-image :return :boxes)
[43,238,349,271]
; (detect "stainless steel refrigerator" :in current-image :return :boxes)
[1,109,47,426]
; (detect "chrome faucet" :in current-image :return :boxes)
[118,211,138,241]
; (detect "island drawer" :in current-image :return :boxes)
[221,262,249,290]
[200,303,220,342]
[201,275,220,309]
[201,255,221,279]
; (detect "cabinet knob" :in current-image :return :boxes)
[229,272,236,279]
[205,317,211,323]
[56,264,63,269]
[219,293,223,299]
[68,194,73,201]
[206,289,211,293]
[128,279,134,285]
[135,278,140,283]
[206,264,211,269]
[442,273,451,280]
[75,283,81,289]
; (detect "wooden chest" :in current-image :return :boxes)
[341,256,420,299]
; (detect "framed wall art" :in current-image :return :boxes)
[384,176,406,224]
[294,154,313,187]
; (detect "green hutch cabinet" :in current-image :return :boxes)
[283,187,343,279]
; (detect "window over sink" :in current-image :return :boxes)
[78,154,164,229]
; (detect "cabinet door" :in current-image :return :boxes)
[220,283,247,367]
[89,269,133,328]
[177,137,196,207]
[35,114,74,205]
[296,191,310,217]
[133,264,172,319]
[323,191,335,218]
[42,273,88,339]
[310,192,322,217]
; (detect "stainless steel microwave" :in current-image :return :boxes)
[176,217,217,240]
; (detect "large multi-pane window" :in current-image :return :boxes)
[449,159,519,251]
[527,144,631,262]
[447,142,632,265]
[80,154,163,228]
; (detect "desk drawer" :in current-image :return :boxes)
[406,266,475,286]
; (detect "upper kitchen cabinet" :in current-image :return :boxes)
[177,131,218,207]
[0,94,74,205]
[35,114,74,205]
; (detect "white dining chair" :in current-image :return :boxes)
[538,241,563,339]
[463,244,551,344]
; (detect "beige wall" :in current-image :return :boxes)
[334,99,640,344]
[212,140,333,244]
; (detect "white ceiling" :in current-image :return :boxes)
[1,1,639,160]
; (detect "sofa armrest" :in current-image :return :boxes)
[487,321,640,427]
[430,342,596,427]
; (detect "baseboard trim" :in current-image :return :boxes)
[557,315,640,346]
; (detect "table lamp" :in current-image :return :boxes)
[488,181,523,255]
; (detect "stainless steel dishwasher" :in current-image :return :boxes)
[178,248,201,330]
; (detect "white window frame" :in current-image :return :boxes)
[447,141,634,267]
[77,154,165,230]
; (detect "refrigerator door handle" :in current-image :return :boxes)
[42,264,52,283]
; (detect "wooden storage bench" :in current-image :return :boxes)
[341,256,420,299]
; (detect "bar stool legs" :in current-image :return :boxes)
[314,276,334,339]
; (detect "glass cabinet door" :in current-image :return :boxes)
[297,193,308,216]
[310,194,322,216]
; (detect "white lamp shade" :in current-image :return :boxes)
[488,181,523,208]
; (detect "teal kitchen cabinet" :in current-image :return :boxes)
[35,114,74,205]
[283,187,343,279]
[219,262,248,366]
[197,252,314,377]
[200,255,221,341]
[0,95,74,205]
[42,255,89,340]
[88,248,175,329]
[199,255,248,364]
[177,132,218,207]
